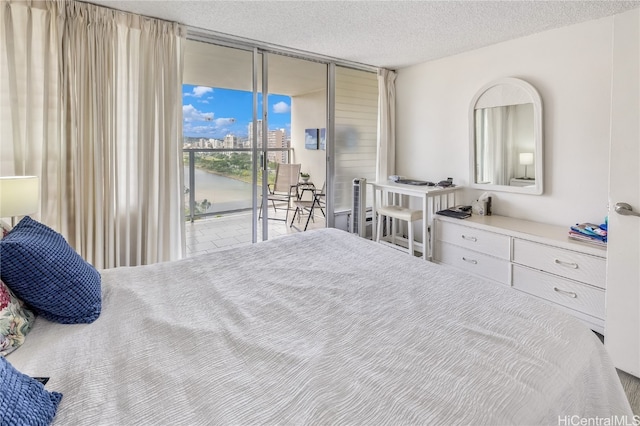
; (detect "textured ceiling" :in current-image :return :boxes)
[89,1,640,69]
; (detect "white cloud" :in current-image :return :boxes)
[183,104,214,122]
[200,100,209,104]
[184,86,213,98]
[272,101,291,114]
[214,118,236,127]
[183,107,236,135]
[194,86,213,97]
[183,124,214,134]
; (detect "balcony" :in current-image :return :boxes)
[185,208,326,256]
[184,147,325,257]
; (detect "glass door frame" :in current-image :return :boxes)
[186,28,379,242]
[251,48,270,243]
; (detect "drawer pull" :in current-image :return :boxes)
[462,257,478,264]
[554,258,579,269]
[461,235,477,242]
[553,287,578,298]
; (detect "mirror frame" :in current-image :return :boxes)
[469,77,543,195]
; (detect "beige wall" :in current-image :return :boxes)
[291,90,327,189]
[396,14,622,226]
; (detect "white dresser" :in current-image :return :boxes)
[433,215,607,334]
[509,178,536,188]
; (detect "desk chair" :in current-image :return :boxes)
[259,163,301,222]
[290,182,326,231]
[376,204,423,256]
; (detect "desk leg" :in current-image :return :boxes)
[371,188,377,241]
[422,196,428,260]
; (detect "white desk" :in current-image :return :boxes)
[370,181,461,260]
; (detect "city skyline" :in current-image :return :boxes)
[182,84,291,140]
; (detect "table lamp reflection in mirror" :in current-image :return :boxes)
[519,153,534,179]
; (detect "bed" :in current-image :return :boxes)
[2,225,634,425]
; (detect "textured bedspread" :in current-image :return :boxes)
[8,228,633,425]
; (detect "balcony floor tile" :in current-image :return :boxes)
[184,208,325,257]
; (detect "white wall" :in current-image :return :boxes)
[396,15,617,226]
[291,90,327,188]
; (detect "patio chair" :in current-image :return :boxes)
[259,163,301,222]
[290,182,326,231]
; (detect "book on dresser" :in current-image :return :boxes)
[568,231,607,247]
[568,222,607,247]
[433,214,607,335]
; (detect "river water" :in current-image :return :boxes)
[185,167,253,213]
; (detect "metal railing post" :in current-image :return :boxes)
[189,151,196,222]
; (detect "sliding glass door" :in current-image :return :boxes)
[263,53,327,237]
[183,40,266,248]
[182,40,328,250]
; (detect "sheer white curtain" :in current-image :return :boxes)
[1,0,185,268]
[0,1,62,216]
[476,106,514,185]
[376,68,396,182]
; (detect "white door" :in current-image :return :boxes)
[605,8,640,377]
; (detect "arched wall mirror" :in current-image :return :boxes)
[469,77,543,195]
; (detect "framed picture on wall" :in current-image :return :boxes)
[319,128,326,150]
[305,128,319,150]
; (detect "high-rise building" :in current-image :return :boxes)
[268,128,288,164]
[248,120,288,164]
[223,134,237,149]
[247,120,262,148]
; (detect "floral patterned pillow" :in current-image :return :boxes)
[0,279,35,356]
[0,220,11,239]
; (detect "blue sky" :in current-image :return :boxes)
[182,84,291,139]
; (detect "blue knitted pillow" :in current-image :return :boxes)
[0,356,62,425]
[0,217,101,324]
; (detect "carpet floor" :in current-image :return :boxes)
[618,369,640,415]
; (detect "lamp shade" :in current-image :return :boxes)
[0,176,40,218]
[519,153,534,166]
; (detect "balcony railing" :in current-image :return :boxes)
[184,148,293,222]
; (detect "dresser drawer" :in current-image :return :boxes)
[437,221,510,260]
[438,242,510,285]
[512,238,606,289]
[512,265,605,319]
